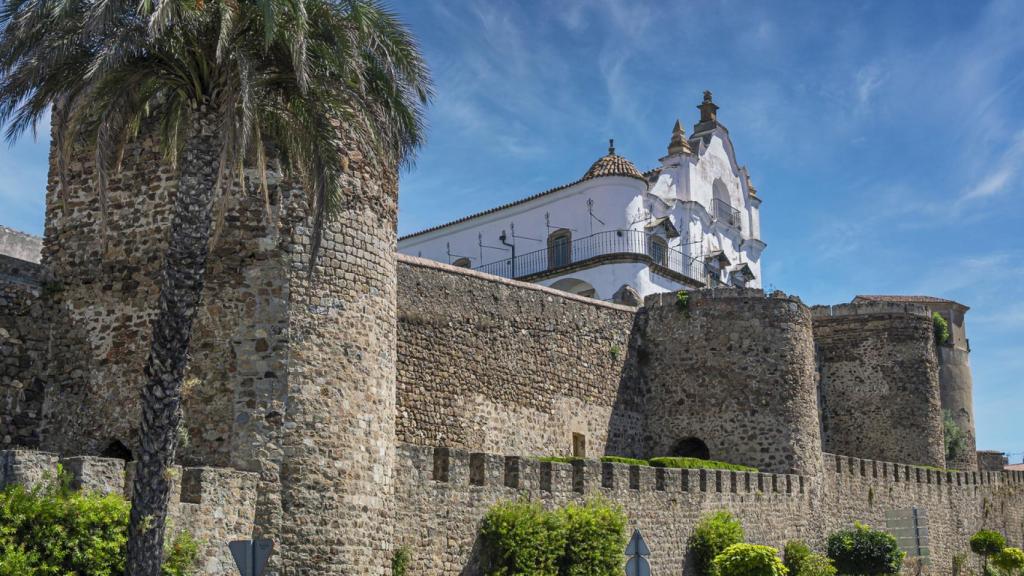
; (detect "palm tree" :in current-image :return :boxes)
[0,0,430,573]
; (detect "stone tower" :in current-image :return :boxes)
[639,289,823,476]
[34,124,399,573]
[852,296,977,470]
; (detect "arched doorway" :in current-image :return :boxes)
[671,437,710,460]
[549,277,597,299]
[100,439,134,461]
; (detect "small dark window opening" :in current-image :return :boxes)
[671,437,710,460]
[649,236,668,266]
[572,433,587,458]
[100,440,134,461]
[547,229,572,269]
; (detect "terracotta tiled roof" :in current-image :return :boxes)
[582,153,645,182]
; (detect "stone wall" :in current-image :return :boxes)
[812,303,946,468]
[640,289,822,475]
[0,226,42,263]
[396,255,642,458]
[0,256,46,448]
[393,443,1024,576]
[0,448,258,576]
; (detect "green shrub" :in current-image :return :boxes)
[944,409,969,465]
[676,290,690,311]
[689,511,745,576]
[391,546,411,576]
[784,540,812,575]
[649,457,757,472]
[555,499,627,576]
[600,456,649,466]
[994,548,1024,576]
[480,501,565,576]
[795,553,837,576]
[712,543,787,576]
[971,530,1007,559]
[826,523,903,576]
[479,499,626,576]
[0,470,199,576]
[933,312,950,344]
[538,456,583,464]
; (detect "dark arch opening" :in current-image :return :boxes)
[100,440,134,461]
[671,437,710,460]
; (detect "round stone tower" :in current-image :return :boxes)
[639,289,823,476]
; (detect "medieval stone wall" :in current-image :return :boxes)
[0,255,46,448]
[393,443,1024,576]
[0,448,258,576]
[396,255,642,458]
[813,303,946,469]
[639,289,822,475]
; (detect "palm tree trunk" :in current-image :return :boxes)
[126,106,220,576]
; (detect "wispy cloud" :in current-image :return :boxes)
[959,130,1024,202]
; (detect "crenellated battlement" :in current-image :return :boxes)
[822,452,1023,487]
[810,301,931,319]
[0,449,258,576]
[402,444,809,498]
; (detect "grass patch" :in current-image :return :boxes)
[649,457,757,472]
[600,456,649,466]
[538,456,584,464]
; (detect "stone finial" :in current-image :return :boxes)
[667,119,693,156]
[608,138,616,155]
[698,90,719,124]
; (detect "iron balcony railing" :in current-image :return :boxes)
[474,229,708,285]
[713,198,742,230]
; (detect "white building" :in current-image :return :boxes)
[399,92,766,304]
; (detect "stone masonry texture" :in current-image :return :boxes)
[813,303,947,468]
[0,121,1010,574]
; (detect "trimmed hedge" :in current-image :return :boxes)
[826,523,903,576]
[994,548,1024,576]
[712,544,787,576]
[690,511,744,576]
[649,457,757,472]
[538,456,583,464]
[971,530,1007,558]
[479,499,627,576]
[0,469,198,576]
[599,456,649,466]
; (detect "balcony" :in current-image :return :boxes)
[473,229,708,286]
[713,198,742,230]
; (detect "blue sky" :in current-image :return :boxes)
[2,1,1022,457]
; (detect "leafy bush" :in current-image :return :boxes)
[712,543,787,576]
[556,499,627,576]
[0,470,199,576]
[480,501,565,576]
[650,457,757,472]
[538,456,583,464]
[676,290,690,311]
[784,540,812,575]
[600,456,649,466]
[826,523,903,576]
[994,548,1024,576]
[944,409,969,465]
[971,530,1007,559]
[933,312,950,344]
[479,499,626,576]
[689,511,745,576]
[391,546,411,576]
[796,553,837,576]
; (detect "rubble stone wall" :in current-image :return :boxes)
[640,289,822,475]
[812,303,946,468]
[0,449,258,576]
[393,443,1024,576]
[396,255,642,458]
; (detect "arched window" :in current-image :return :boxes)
[549,277,597,299]
[648,235,668,266]
[547,229,572,269]
[671,437,710,460]
[451,257,471,268]
[712,179,740,229]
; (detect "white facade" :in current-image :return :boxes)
[399,92,766,303]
